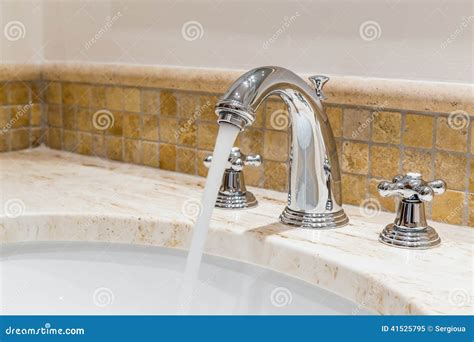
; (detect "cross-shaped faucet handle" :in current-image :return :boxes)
[377,172,446,202]
[203,147,261,171]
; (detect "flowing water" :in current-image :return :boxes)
[179,123,240,311]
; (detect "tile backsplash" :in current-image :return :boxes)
[0,81,43,152]
[0,64,472,227]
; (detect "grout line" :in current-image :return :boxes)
[365,108,374,200]
[427,113,439,219]
[462,118,472,226]
[399,111,406,174]
[325,101,464,117]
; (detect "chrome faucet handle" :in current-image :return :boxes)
[204,147,261,171]
[308,75,329,100]
[377,172,446,202]
[377,173,446,249]
[203,147,260,209]
[243,154,262,167]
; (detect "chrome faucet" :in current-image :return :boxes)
[215,66,348,229]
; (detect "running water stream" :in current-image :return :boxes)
[179,123,240,311]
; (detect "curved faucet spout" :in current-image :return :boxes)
[215,66,348,229]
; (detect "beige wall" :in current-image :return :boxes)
[0,0,43,63]
[1,0,473,83]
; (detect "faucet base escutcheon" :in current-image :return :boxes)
[379,223,441,250]
[215,191,258,210]
[280,207,349,229]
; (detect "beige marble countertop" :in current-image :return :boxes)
[0,146,472,315]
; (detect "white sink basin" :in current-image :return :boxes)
[0,242,373,315]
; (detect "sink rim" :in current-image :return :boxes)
[0,212,441,316]
[1,240,376,315]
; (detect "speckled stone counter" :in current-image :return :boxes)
[0,146,472,315]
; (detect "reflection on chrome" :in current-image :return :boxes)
[215,66,348,229]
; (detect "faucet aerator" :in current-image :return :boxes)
[216,101,255,131]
